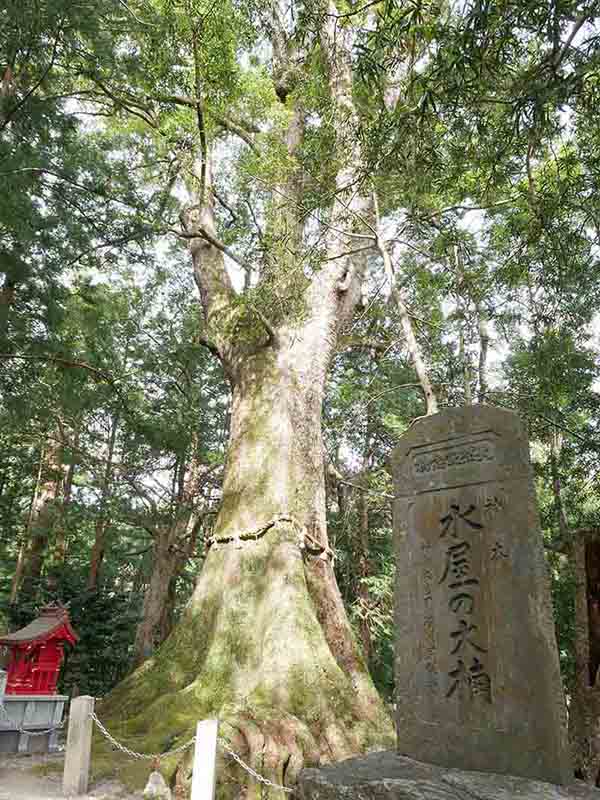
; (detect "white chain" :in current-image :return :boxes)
[90,711,292,792]
[90,712,196,760]
[218,737,293,793]
[0,698,64,736]
[1,696,293,793]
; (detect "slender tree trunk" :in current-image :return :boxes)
[550,433,569,544]
[132,532,180,668]
[551,435,597,780]
[52,429,78,565]
[132,446,208,668]
[131,510,198,669]
[459,328,472,405]
[0,276,16,340]
[16,436,64,600]
[373,193,438,415]
[88,415,118,591]
[158,575,178,643]
[476,302,489,402]
[10,450,45,603]
[454,245,472,405]
[572,534,592,779]
[355,484,372,664]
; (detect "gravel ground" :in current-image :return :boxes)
[0,753,144,800]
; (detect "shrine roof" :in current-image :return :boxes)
[0,605,78,645]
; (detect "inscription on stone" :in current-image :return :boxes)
[437,502,492,704]
[392,406,571,785]
[412,437,495,476]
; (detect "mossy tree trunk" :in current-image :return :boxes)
[132,446,215,668]
[98,3,393,794]
[102,341,392,795]
[132,509,200,668]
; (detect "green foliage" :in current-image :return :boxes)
[2,0,600,745]
[1,576,140,698]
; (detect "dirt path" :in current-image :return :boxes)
[0,754,142,800]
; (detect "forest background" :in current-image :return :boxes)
[2,0,600,791]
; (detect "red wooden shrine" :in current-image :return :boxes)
[0,604,78,695]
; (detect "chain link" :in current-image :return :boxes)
[90,712,196,760]
[0,698,64,736]
[90,711,292,793]
[1,694,293,793]
[218,737,293,793]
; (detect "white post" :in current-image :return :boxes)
[63,695,95,796]
[191,719,219,800]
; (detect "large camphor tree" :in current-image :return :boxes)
[95,0,399,791]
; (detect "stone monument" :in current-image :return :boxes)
[391,405,571,785]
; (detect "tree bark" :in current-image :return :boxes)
[372,193,438,415]
[158,574,178,644]
[10,450,44,603]
[132,531,181,668]
[131,508,199,669]
[87,415,118,591]
[476,302,489,403]
[14,435,64,601]
[132,442,216,668]
[572,535,593,779]
[454,245,472,406]
[552,436,599,781]
[52,428,77,566]
[98,3,393,791]
[103,353,392,792]
[0,276,16,340]
[356,484,373,664]
[459,327,472,405]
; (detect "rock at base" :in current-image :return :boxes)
[297,751,598,800]
[143,770,172,800]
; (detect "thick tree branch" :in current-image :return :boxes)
[0,353,113,382]
[169,226,252,273]
[90,77,159,130]
[246,301,279,347]
[326,461,394,500]
[209,111,259,151]
[553,3,598,67]
[317,1,374,321]
[144,92,259,149]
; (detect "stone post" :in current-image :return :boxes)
[63,695,95,796]
[191,719,219,800]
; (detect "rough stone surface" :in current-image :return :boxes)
[297,751,597,800]
[142,771,171,800]
[0,752,143,799]
[391,405,571,785]
[63,695,94,795]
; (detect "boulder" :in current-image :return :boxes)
[297,751,599,800]
[143,770,172,800]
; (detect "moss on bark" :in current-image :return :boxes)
[94,522,392,797]
[93,362,393,798]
